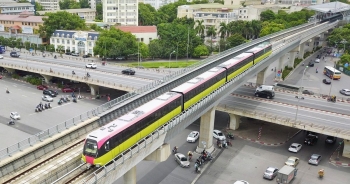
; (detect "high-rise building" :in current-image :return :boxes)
[0,2,35,15]
[102,0,138,26]
[89,0,102,10]
[36,0,61,11]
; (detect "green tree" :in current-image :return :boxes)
[15,38,23,51]
[193,45,209,57]
[47,44,55,52]
[90,24,103,31]
[35,2,44,11]
[195,20,205,39]
[94,27,137,58]
[8,37,16,49]
[96,3,103,20]
[139,42,150,59]
[39,44,46,52]
[260,10,275,22]
[24,41,31,50]
[59,0,80,9]
[206,26,217,53]
[259,22,285,37]
[155,0,188,24]
[148,39,163,59]
[251,20,262,39]
[57,45,64,56]
[138,3,156,26]
[80,0,90,8]
[218,22,228,39]
[39,11,87,39]
[227,33,247,48]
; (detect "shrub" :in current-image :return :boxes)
[12,73,20,79]
[293,58,303,68]
[282,66,293,80]
[25,76,42,85]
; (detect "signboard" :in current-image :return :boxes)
[0,24,4,32]
[22,26,33,34]
[75,37,86,41]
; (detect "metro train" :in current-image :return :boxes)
[81,41,272,167]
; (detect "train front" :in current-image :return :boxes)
[81,138,99,167]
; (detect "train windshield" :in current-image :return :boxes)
[83,139,98,157]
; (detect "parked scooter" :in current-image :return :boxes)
[8,119,15,125]
[194,163,201,173]
[227,132,234,140]
[58,99,63,105]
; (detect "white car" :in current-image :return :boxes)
[288,143,302,153]
[234,180,249,184]
[213,130,226,141]
[187,131,199,143]
[10,112,20,120]
[86,63,97,69]
[340,89,350,96]
[0,55,3,59]
[315,58,320,63]
[42,95,54,102]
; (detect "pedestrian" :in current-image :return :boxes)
[107,95,110,102]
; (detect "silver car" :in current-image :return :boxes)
[308,154,322,165]
[174,153,190,168]
[263,167,278,180]
[42,95,53,102]
[340,89,350,96]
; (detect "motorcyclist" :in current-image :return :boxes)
[173,146,178,153]
[6,88,9,93]
[87,72,90,77]
[188,151,193,161]
[318,169,324,178]
[54,55,57,59]
[72,70,75,75]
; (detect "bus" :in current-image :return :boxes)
[0,45,5,54]
[323,66,341,80]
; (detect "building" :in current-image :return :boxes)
[36,0,60,11]
[116,26,157,44]
[0,11,45,45]
[177,3,238,19]
[89,0,102,10]
[50,30,99,56]
[0,2,35,15]
[102,0,138,26]
[37,9,96,21]
[50,26,157,56]
[142,0,175,10]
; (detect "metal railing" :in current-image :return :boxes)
[0,21,329,161]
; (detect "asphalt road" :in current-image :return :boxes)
[0,76,105,149]
[234,86,350,116]
[0,55,166,90]
[112,112,350,184]
[220,93,350,131]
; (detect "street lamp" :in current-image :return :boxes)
[294,66,308,128]
[169,50,175,68]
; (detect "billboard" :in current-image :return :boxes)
[22,26,33,34]
[0,24,4,32]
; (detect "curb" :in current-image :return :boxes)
[236,130,302,146]
[191,149,218,184]
[328,144,350,167]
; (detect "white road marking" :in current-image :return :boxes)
[28,102,71,116]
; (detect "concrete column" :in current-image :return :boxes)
[196,106,216,154]
[298,43,305,59]
[123,166,136,184]
[310,38,315,51]
[229,113,240,130]
[256,67,267,87]
[3,67,15,74]
[87,84,99,95]
[144,143,170,162]
[41,74,52,84]
[278,56,284,72]
[343,140,350,159]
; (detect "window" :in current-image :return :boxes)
[57,39,59,43]
[88,42,91,46]
[141,38,144,42]
[62,39,64,44]
[51,39,55,43]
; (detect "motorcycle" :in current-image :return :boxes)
[172,147,178,154]
[58,100,63,105]
[327,96,336,103]
[8,119,15,125]
[295,96,304,100]
[62,97,67,103]
[222,140,228,148]
[227,133,234,140]
[194,163,201,173]
[217,140,222,149]
[47,103,51,108]
[73,97,77,103]
[6,90,10,94]
[318,169,324,178]
[65,96,70,102]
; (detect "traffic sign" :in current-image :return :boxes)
[29,48,33,52]
[277,73,281,77]
[278,70,281,74]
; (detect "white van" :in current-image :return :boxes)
[256,85,274,92]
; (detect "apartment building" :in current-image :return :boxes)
[103,0,138,26]
[89,0,102,10]
[0,2,35,15]
[36,0,60,11]
[38,9,96,21]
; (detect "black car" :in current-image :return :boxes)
[308,62,314,67]
[302,90,314,95]
[323,79,331,84]
[65,52,72,55]
[10,51,20,58]
[43,89,58,97]
[122,69,135,75]
[254,90,275,99]
[116,56,125,60]
[83,55,90,58]
[304,134,318,145]
[325,136,337,144]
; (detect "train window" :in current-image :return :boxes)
[105,141,110,151]
[83,139,98,157]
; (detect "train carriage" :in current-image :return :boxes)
[171,67,226,110]
[219,53,254,81]
[245,42,272,65]
[82,92,183,167]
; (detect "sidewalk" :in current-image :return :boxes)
[329,143,350,167]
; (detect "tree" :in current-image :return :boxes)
[227,33,247,48]
[193,45,209,57]
[80,0,90,8]
[148,39,163,59]
[218,22,228,39]
[155,0,188,24]
[15,38,23,51]
[35,2,44,11]
[24,41,31,51]
[206,26,217,53]
[90,24,103,31]
[260,10,275,22]
[47,44,55,52]
[195,20,205,39]
[138,3,156,26]
[39,11,87,39]
[94,27,138,58]
[96,3,103,20]
[57,45,64,56]
[251,20,262,39]
[139,42,150,59]
[59,0,81,9]
[259,22,285,37]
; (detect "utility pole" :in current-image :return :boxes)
[187,26,189,62]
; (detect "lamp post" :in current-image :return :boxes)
[294,66,308,128]
[169,50,175,68]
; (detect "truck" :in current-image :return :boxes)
[275,165,297,184]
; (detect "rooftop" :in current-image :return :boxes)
[116,26,157,33]
[0,14,44,23]
[0,3,34,7]
[307,2,350,13]
[37,8,96,15]
[178,3,240,9]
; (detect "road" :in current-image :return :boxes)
[0,55,166,90]
[234,86,350,116]
[0,76,105,149]
[112,112,350,184]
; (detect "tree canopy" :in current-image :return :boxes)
[93,27,138,58]
[96,3,103,21]
[59,0,90,9]
[39,11,87,38]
